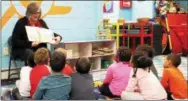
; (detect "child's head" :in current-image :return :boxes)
[50,51,66,73]
[34,48,50,65]
[163,53,181,68]
[27,52,36,68]
[76,57,91,74]
[55,48,67,58]
[116,46,131,62]
[131,51,153,77]
[135,44,155,58]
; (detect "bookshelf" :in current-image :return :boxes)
[63,40,116,75]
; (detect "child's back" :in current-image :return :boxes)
[34,74,71,100]
[128,68,166,100]
[70,57,95,100]
[30,48,50,97]
[121,51,167,100]
[70,73,94,100]
[34,51,71,100]
[103,62,132,96]
[161,67,187,99]
[100,47,132,97]
[161,54,188,99]
[15,52,35,98]
[30,65,50,97]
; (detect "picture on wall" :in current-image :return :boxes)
[120,0,132,8]
[103,1,113,13]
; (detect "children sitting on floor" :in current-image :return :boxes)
[99,46,132,98]
[121,51,167,100]
[30,48,51,98]
[161,53,188,100]
[12,52,36,99]
[34,51,71,100]
[69,57,95,100]
[55,48,75,76]
[135,44,159,79]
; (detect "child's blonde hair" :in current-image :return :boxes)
[34,48,50,65]
[55,48,67,58]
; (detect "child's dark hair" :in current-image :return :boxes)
[135,44,155,58]
[167,53,181,67]
[131,51,153,77]
[50,51,66,72]
[116,46,132,62]
[76,57,91,74]
[27,52,36,68]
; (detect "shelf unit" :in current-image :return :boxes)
[63,40,116,75]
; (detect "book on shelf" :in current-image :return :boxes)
[25,26,54,43]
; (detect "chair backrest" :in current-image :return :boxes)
[7,36,13,55]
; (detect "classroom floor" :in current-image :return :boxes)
[1,55,188,98]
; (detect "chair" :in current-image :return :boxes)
[7,36,22,80]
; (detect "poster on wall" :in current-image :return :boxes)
[120,0,132,8]
[103,1,113,13]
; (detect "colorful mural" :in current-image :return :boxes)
[0,0,72,29]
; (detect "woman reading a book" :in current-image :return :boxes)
[11,2,62,65]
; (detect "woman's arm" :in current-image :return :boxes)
[12,19,32,48]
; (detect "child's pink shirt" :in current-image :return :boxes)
[103,62,132,96]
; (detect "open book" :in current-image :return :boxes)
[25,26,54,43]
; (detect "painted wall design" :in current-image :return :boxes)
[1,1,72,29]
[1,1,101,69]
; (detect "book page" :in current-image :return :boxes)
[25,26,40,42]
[37,27,54,43]
[25,26,54,43]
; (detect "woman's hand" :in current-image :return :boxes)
[32,41,39,47]
[50,36,62,45]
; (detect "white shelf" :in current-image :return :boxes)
[67,53,115,60]
[64,40,116,77]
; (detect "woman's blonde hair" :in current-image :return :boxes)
[26,2,41,18]
[34,48,49,65]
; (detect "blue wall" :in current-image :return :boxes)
[1,1,102,69]
[119,1,155,21]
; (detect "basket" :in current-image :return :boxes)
[137,18,149,23]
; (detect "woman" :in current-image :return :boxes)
[11,2,62,65]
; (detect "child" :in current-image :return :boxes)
[55,48,75,76]
[135,44,159,79]
[30,48,51,97]
[34,51,71,100]
[121,51,167,100]
[13,52,36,99]
[99,46,132,98]
[69,57,95,100]
[161,54,188,100]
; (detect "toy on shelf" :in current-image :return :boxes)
[92,48,113,56]
[96,18,126,49]
[97,19,112,39]
[169,2,177,13]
